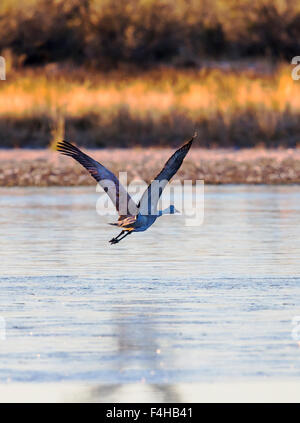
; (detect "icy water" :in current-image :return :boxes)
[0,185,300,400]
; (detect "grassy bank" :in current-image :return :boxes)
[1,64,300,148]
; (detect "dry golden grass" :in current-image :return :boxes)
[1,65,299,116]
[0,64,300,148]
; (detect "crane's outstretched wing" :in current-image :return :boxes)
[57,140,138,216]
[138,134,196,216]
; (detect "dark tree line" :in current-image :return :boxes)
[1,0,300,69]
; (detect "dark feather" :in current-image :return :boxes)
[137,135,196,215]
[57,140,138,215]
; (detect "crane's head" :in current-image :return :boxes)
[168,204,180,214]
[159,205,180,216]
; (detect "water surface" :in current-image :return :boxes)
[0,185,300,398]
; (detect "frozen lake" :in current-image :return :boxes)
[0,185,300,401]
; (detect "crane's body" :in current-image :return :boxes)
[57,135,196,244]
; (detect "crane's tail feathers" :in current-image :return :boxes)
[108,223,119,226]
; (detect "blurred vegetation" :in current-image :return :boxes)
[0,0,300,149]
[1,65,300,148]
[0,0,300,68]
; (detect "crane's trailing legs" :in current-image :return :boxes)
[109,230,124,244]
[109,231,131,244]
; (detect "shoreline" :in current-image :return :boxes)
[1,148,300,186]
